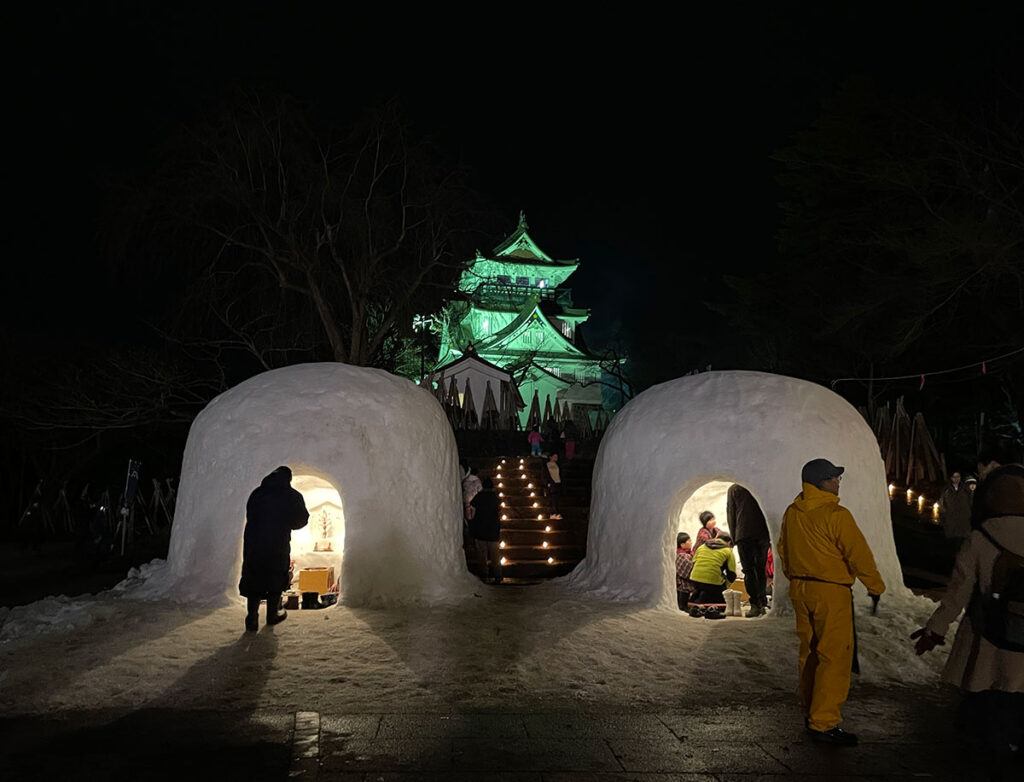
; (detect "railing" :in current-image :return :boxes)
[471,283,571,306]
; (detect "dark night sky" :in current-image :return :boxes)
[4,4,1022,368]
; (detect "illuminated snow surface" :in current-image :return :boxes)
[0,583,949,715]
[0,368,950,715]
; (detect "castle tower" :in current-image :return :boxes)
[435,214,607,427]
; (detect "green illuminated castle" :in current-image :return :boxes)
[435,215,607,427]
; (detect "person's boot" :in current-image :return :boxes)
[245,597,260,632]
[726,590,740,616]
[266,593,287,625]
[746,604,765,618]
[808,726,858,746]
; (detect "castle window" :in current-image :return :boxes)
[536,278,549,288]
[516,276,530,286]
[496,275,511,285]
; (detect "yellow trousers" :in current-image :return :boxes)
[789,579,854,732]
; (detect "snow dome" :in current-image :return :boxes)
[150,363,476,605]
[566,371,903,611]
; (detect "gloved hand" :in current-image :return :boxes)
[910,627,945,655]
[869,593,880,615]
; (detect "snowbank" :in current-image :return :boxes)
[567,371,905,611]
[136,363,477,605]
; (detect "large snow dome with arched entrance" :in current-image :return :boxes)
[566,371,903,610]
[146,363,476,605]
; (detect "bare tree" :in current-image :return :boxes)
[114,92,484,370]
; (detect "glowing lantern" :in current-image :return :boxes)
[547,557,554,564]
[499,540,506,549]
[500,556,507,565]
[888,483,895,498]
[537,514,544,520]
[542,541,549,548]
[544,525,551,532]
[932,502,940,520]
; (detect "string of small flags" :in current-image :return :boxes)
[830,346,1024,391]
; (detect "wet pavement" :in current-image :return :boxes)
[2,684,1019,781]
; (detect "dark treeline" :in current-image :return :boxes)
[4,21,1024,528]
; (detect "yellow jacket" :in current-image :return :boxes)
[690,538,738,585]
[778,483,886,595]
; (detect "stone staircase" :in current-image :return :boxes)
[464,454,593,583]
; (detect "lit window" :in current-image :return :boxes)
[536,278,548,288]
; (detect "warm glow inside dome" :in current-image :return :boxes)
[678,480,745,579]
[289,472,345,580]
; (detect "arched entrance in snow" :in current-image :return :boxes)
[152,363,478,605]
[566,370,903,609]
[289,470,345,597]
[678,479,773,614]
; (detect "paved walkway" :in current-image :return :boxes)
[2,685,1017,780]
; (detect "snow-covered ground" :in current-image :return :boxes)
[0,576,950,717]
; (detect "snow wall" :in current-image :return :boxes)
[148,363,477,605]
[565,371,904,612]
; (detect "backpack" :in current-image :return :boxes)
[975,527,1024,653]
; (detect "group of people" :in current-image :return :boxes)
[673,450,1022,764]
[237,445,1023,768]
[912,447,1024,771]
[674,484,773,618]
[939,469,978,542]
[527,418,578,461]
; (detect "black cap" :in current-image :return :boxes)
[801,458,844,486]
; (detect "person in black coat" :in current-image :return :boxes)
[727,483,771,617]
[240,466,309,631]
[469,477,502,583]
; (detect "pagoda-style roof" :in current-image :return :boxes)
[474,297,591,360]
[492,213,577,266]
[458,214,579,294]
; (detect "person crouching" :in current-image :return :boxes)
[688,532,736,606]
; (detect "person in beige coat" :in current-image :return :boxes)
[912,463,1024,774]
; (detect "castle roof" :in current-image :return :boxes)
[491,213,578,266]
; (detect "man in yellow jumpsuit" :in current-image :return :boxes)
[778,458,886,747]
